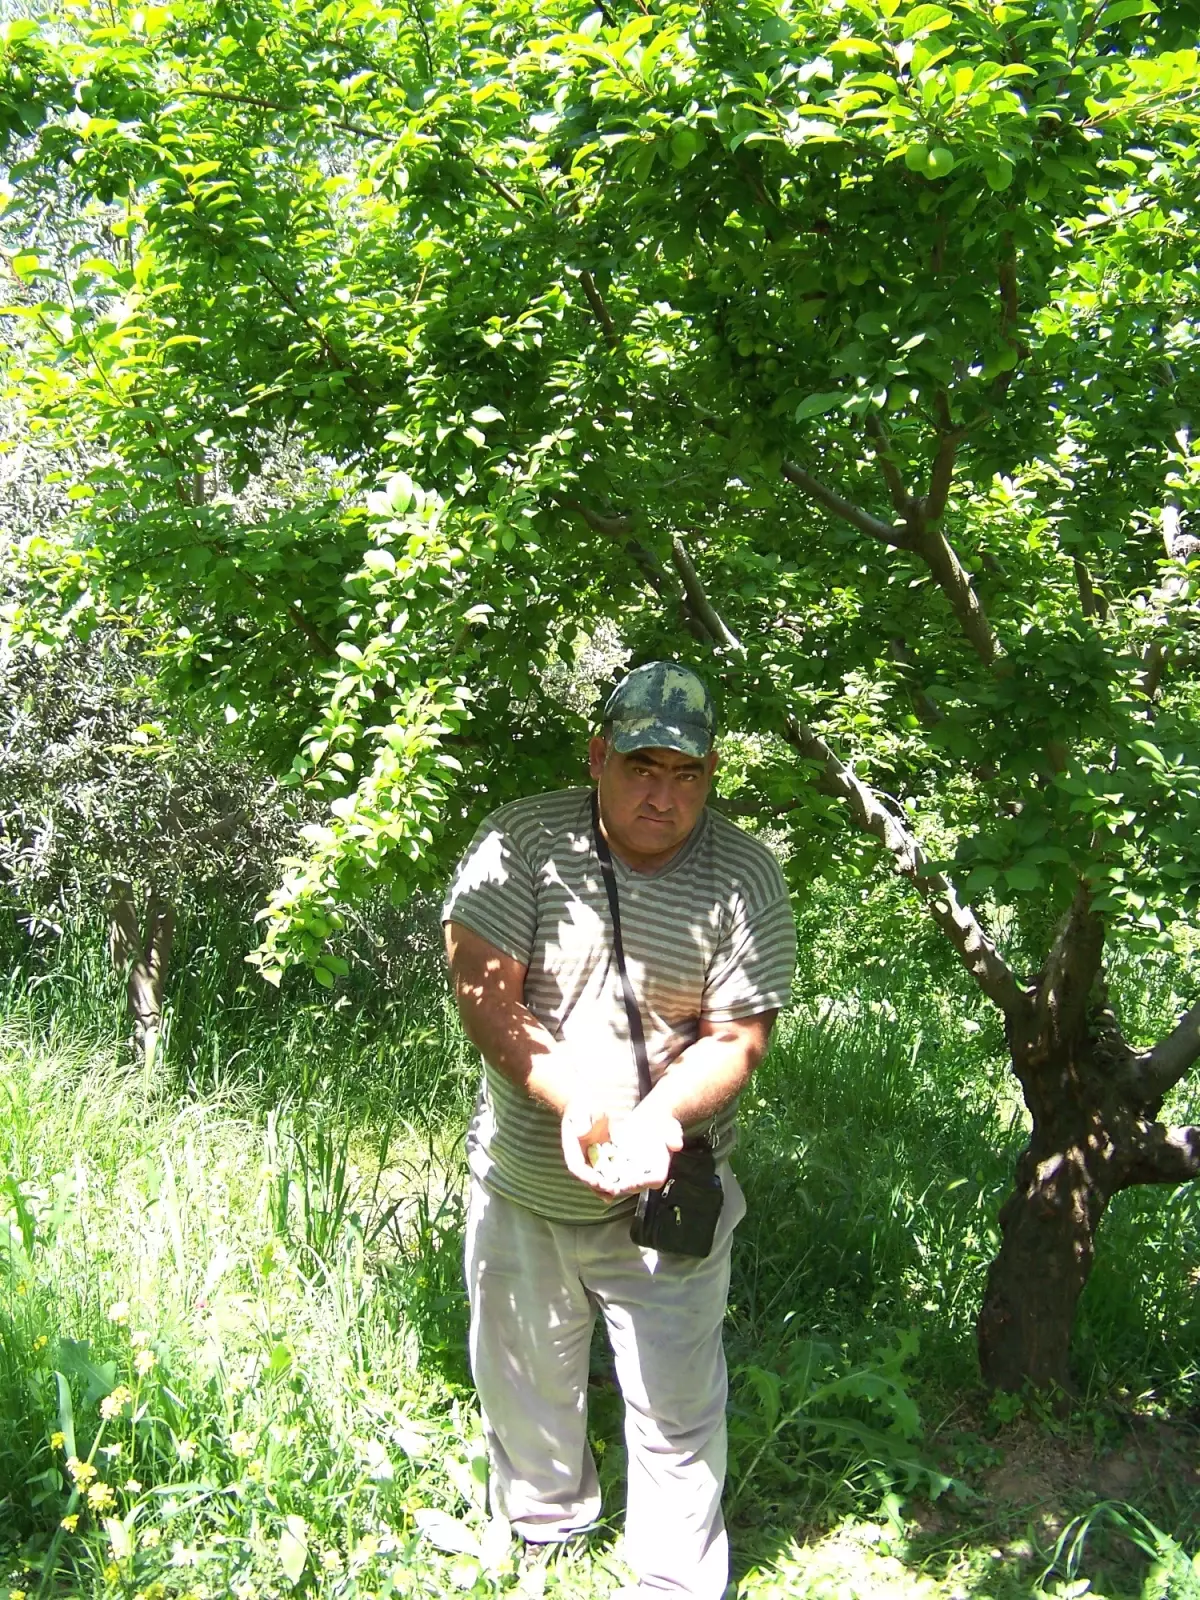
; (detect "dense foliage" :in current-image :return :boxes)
[4,0,1200,1386]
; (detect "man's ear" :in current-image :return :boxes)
[706,748,720,780]
[588,736,608,780]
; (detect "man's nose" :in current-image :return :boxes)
[644,778,674,812]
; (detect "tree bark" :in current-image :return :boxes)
[107,881,176,1056]
[978,975,1200,1392]
[977,1027,1117,1392]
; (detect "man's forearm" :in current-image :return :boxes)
[455,994,576,1114]
[639,1018,775,1128]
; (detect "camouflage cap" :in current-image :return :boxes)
[602,662,715,758]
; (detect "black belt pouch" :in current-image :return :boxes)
[629,1136,724,1258]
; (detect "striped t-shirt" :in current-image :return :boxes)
[442,786,796,1223]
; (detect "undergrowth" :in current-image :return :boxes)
[0,906,1197,1599]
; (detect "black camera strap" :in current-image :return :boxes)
[591,789,654,1104]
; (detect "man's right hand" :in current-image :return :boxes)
[560,1097,614,1193]
[561,1096,683,1197]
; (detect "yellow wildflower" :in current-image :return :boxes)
[49,1431,65,1449]
[134,1348,157,1378]
[66,1456,96,1486]
[60,1513,79,1532]
[10,1589,27,1600]
[100,1386,133,1421]
[87,1481,117,1512]
[228,1430,253,1459]
[176,1439,197,1463]
[103,1563,120,1584]
[124,1478,143,1493]
[140,1529,162,1550]
[32,1334,48,1351]
[106,1301,130,1325]
[131,1329,152,1349]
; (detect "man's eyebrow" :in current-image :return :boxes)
[624,751,706,774]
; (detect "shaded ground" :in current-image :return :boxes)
[729,1406,1200,1600]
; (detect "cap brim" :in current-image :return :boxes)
[610,718,711,758]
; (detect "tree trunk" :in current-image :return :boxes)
[977,981,1200,1393]
[976,1070,1113,1393]
[107,880,176,1058]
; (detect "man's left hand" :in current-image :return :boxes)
[597,1101,684,1195]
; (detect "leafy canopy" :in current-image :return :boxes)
[2,0,1199,988]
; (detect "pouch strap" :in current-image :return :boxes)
[591,790,654,1104]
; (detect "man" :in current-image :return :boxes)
[442,661,796,1600]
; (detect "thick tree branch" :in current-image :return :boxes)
[285,600,337,660]
[1118,1121,1200,1187]
[783,716,1027,1018]
[864,414,917,521]
[578,271,620,350]
[781,442,997,666]
[670,538,742,652]
[1073,555,1108,621]
[1036,880,1105,1049]
[627,513,1024,1018]
[176,86,397,145]
[561,498,632,539]
[561,498,706,639]
[779,460,910,548]
[1136,1000,1200,1101]
[912,526,999,666]
[1137,640,1167,705]
[923,393,963,524]
[181,809,250,847]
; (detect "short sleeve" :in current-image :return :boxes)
[441,811,537,966]
[702,873,796,1022]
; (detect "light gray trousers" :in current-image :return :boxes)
[464,1168,745,1600]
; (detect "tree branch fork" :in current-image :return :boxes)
[565,491,1200,1137]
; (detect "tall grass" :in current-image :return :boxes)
[0,906,474,1123]
[2,908,1198,1598]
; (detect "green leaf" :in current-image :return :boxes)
[104,1515,135,1563]
[55,1341,117,1408]
[413,1509,481,1557]
[1131,739,1166,769]
[901,5,954,38]
[1098,0,1155,23]
[279,1515,308,1587]
[1005,865,1042,892]
[54,1372,77,1460]
[385,471,414,514]
[470,406,504,423]
[795,391,843,421]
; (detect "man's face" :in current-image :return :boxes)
[588,737,718,870]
